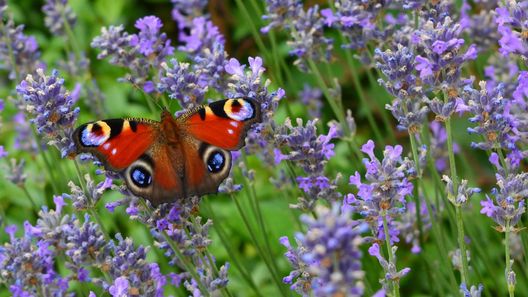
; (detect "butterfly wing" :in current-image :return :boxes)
[182,98,261,150]
[72,118,157,171]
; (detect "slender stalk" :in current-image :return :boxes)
[505,219,515,297]
[340,38,384,145]
[241,154,279,271]
[382,214,400,297]
[201,200,263,297]
[445,116,470,285]
[21,185,39,212]
[407,132,424,238]
[31,129,61,194]
[230,193,288,297]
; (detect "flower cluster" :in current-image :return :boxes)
[171,0,209,32]
[0,197,169,296]
[262,0,333,71]
[16,68,80,157]
[495,1,528,64]
[369,243,411,292]
[42,0,76,35]
[91,15,174,90]
[145,203,231,294]
[158,59,207,108]
[345,140,415,243]
[179,16,228,92]
[274,118,341,210]
[321,0,388,50]
[376,45,429,132]
[462,81,519,151]
[480,153,527,231]
[0,1,41,80]
[281,204,364,297]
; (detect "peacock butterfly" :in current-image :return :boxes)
[72,98,261,205]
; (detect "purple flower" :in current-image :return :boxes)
[42,0,76,35]
[494,2,528,60]
[145,203,229,294]
[415,56,433,79]
[158,59,207,109]
[513,71,528,106]
[91,16,173,90]
[442,176,480,206]
[460,283,484,297]
[130,16,170,57]
[0,145,7,158]
[281,204,364,296]
[0,1,41,80]
[321,0,392,50]
[375,45,429,132]
[261,0,303,33]
[16,69,79,157]
[412,16,478,89]
[369,242,411,291]
[299,84,323,119]
[105,234,167,296]
[262,1,332,71]
[345,140,415,243]
[463,81,519,151]
[171,0,209,31]
[479,154,527,231]
[62,174,113,210]
[274,118,341,209]
[109,277,129,297]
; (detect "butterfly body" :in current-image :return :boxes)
[73,98,261,205]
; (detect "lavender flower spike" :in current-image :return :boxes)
[16,68,80,157]
[42,0,77,35]
[281,204,365,296]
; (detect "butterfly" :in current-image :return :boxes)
[72,98,261,205]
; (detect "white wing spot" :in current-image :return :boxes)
[103,143,111,150]
[230,121,239,127]
[227,129,234,135]
[111,148,117,155]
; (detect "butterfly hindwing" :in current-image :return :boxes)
[182,98,261,150]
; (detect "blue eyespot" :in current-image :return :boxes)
[131,166,152,188]
[207,151,225,173]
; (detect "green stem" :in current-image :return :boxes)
[230,193,288,297]
[382,214,400,297]
[21,185,39,212]
[201,200,263,297]
[408,131,424,235]
[341,39,384,145]
[446,116,470,285]
[505,219,515,297]
[31,128,61,194]
[454,206,469,285]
